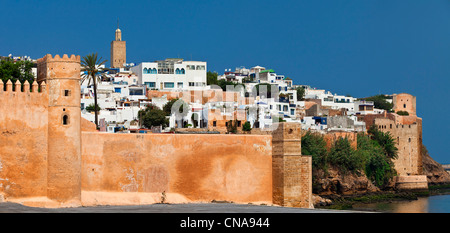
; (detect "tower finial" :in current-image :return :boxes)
[117,17,119,29]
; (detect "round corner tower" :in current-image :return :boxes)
[37,54,82,204]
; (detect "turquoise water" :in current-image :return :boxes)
[351,194,450,213]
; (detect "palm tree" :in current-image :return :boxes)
[80,53,108,130]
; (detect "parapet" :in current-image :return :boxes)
[0,79,46,93]
[37,54,81,83]
[37,54,80,64]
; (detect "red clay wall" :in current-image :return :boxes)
[81,132,273,204]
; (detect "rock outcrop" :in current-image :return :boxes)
[312,167,381,196]
[422,146,450,185]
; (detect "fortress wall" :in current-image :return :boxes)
[81,132,273,204]
[393,93,416,116]
[323,131,358,150]
[0,82,49,198]
[375,118,422,176]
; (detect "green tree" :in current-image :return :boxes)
[360,94,393,111]
[301,131,328,171]
[81,53,108,130]
[242,121,252,132]
[138,105,169,128]
[0,58,35,91]
[367,124,398,160]
[328,137,363,175]
[207,71,218,85]
[86,103,101,112]
[356,131,397,188]
[163,98,189,116]
[296,86,305,101]
[226,120,237,134]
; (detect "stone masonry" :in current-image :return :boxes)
[272,122,313,208]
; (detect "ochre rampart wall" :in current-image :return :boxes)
[81,132,273,205]
[0,81,49,198]
[0,54,313,208]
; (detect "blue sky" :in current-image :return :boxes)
[1,0,449,163]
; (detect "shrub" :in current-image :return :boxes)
[86,103,101,112]
[242,121,252,132]
[396,111,409,116]
[139,104,169,128]
[365,154,396,188]
[359,94,393,111]
[301,131,328,171]
[226,120,237,134]
[328,137,363,175]
[357,131,397,188]
[368,125,398,160]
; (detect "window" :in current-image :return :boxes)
[404,104,406,108]
[180,68,185,74]
[143,68,148,74]
[145,82,155,88]
[130,89,144,95]
[176,68,180,74]
[164,82,174,88]
[177,82,183,88]
[213,121,217,127]
[62,115,69,125]
[64,90,71,96]
[114,87,121,93]
[290,109,295,115]
[283,105,288,112]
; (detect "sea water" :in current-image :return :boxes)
[351,194,450,213]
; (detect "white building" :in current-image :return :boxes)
[131,58,207,91]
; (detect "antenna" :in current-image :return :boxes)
[117,17,119,29]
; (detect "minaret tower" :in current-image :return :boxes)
[110,20,126,68]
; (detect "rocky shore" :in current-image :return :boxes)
[312,147,450,208]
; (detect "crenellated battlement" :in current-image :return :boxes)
[0,79,47,94]
[37,54,81,83]
[37,54,80,64]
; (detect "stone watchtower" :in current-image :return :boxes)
[110,26,126,68]
[37,54,82,205]
[272,122,313,208]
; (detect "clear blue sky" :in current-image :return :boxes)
[1,0,449,163]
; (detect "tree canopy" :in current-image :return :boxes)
[0,58,35,89]
[359,94,393,111]
[303,125,398,189]
[162,98,189,117]
[138,104,169,128]
[296,86,305,101]
[207,71,218,85]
